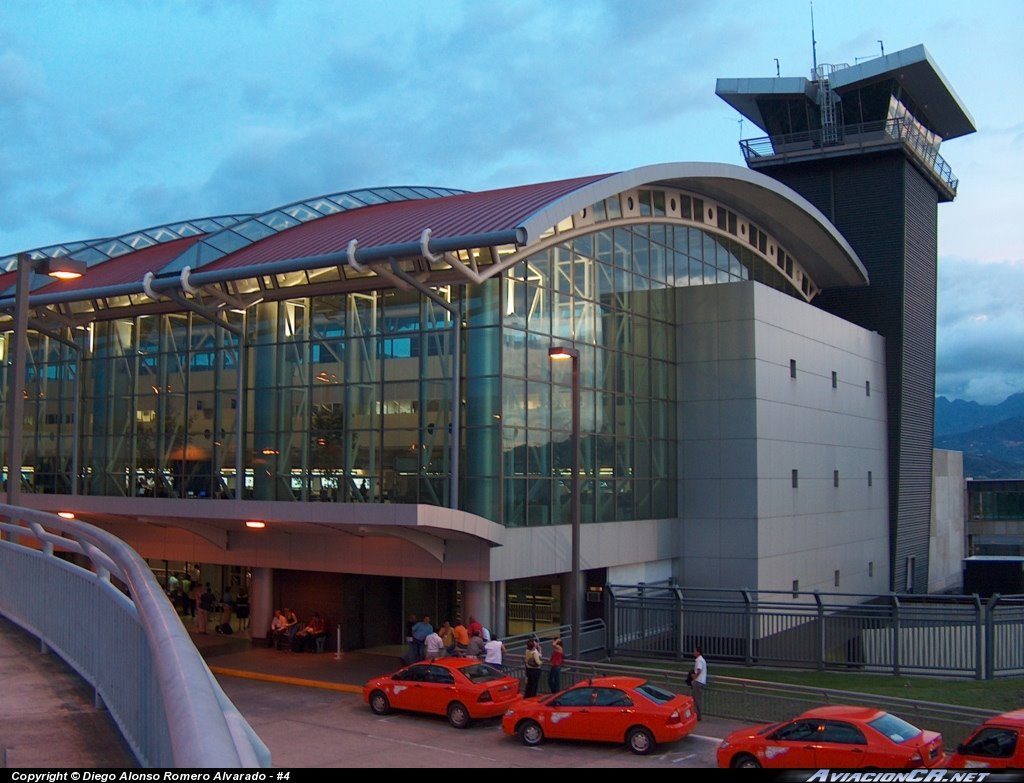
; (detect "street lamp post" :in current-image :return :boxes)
[6,253,86,507]
[548,345,581,659]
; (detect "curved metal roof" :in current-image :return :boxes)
[160,184,468,275]
[514,162,868,288]
[193,174,608,273]
[0,214,251,273]
[8,163,867,309]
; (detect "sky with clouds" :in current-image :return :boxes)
[1,0,1020,403]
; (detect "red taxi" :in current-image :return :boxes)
[363,658,521,728]
[502,676,697,755]
[717,705,944,769]
[950,710,1024,768]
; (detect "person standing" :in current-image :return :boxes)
[524,639,543,697]
[197,583,215,634]
[411,615,433,662]
[547,636,564,694]
[187,581,202,624]
[691,645,707,721]
[221,585,235,631]
[424,627,445,660]
[483,636,507,670]
[438,621,456,655]
[181,574,194,617]
[234,588,250,630]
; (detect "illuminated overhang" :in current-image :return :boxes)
[515,162,869,289]
[25,495,507,564]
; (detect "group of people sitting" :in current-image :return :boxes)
[268,608,327,652]
[406,615,507,665]
[406,614,566,696]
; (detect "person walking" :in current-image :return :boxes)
[547,636,564,693]
[524,638,543,697]
[691,645,707,720]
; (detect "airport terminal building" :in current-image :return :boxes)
[0,46,973,646]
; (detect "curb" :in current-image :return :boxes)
[208,665,363,694]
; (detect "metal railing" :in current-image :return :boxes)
[562,659,996,747]
[501,618,606,658]
[0,505,271,768]
[739,118,958,196]
[607,584,1024,679]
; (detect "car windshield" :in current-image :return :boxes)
[459,663,507,684]
[634,682,677,705]
[868,713,923,743]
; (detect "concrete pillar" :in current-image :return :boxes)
[491,580,507,638]
[464,279,501,521]
[463,580,493,633]
[560,571,572,631]
[252,302,278,501]
[250,567,274,643]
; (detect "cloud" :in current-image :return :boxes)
[936,256,1024,403]
[0,49,47,107]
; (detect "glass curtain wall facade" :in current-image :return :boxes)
[7,189,800,531]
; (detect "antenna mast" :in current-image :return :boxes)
[811,0,818,76]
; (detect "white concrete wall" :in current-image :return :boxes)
[677,282,759,589]
[607,560,674,586]
[677,281,890,595]
[489,518,678,582]
[929,448,966,593]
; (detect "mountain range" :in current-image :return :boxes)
[934,392,1024,479]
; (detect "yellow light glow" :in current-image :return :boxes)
[245,520,266,529]
[47,270,83,280]
[57,512,76,519]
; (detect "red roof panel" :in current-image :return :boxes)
[204,174,611,272]
[32,236,202,295]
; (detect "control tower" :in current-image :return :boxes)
[717,45,976,592]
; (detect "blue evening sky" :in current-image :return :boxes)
[1,0,1020,403]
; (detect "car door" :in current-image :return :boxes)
[958,726,1020,768]
[388,664,430,711]
[542,686,595,740]
[589,687,637,743]
[817,721,869,768]
[763,719,823,768]
[418,664,457,716]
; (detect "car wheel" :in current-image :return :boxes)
[369,690,390,715]
[518,719,544,746]
[627,726,656,755]
[731,753,762,769]
[447,701,470,729]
